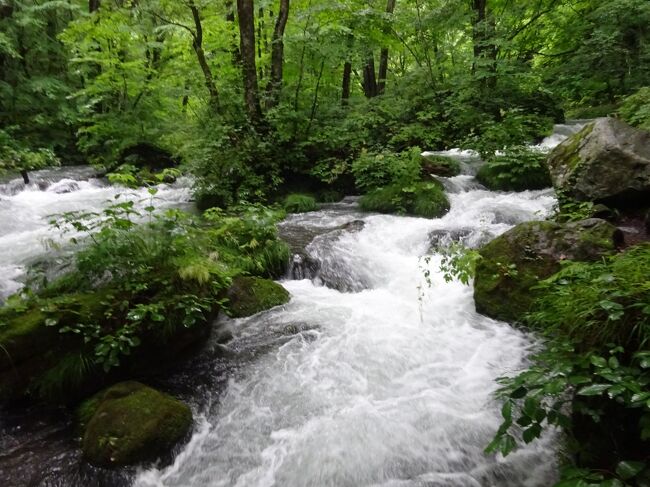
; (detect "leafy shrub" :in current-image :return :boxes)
[360,181,450,218]
[619,87,650,131]
[488,244,650,486]
[476,146,551,191]
[351,147,422,192]
[283,194,318,213]
[0,129,60,175]
[463,111,554,158]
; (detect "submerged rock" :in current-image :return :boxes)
[225,276,290,318]
[547,118,650,208]
[78,381,192,467]
[474,219,622,323]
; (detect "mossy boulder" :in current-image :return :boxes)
[359,181,450,219]
[474,219,623,323]
[547,118,650,208]
[79,381,192,467]
[421,154,462,178]
[226,277,290,318]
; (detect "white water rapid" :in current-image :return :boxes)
[0,168,192,300]
[132,124,583,487]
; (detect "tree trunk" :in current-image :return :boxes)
[377,0,396,94]
[225,0,241,65]
[341,61,352,105]
[188,0,220,110]
[237,0,264,126]
[89,0,100,13]
[362,55,378,98]
[266,0,289,108]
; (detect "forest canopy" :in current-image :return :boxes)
[1,0,649,199]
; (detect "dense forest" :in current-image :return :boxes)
[1,0,650,486]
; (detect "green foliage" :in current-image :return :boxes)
[0,129,60,175]
[421,154,461,177]
[619,87,650,131]
[488,244,650,486]
[438,244,482,285]
[465,112,554,158]
[360,181,450,219]
[283,194,318,213]
[527,245,650,350]
[477,146,551,191]
[351,147,422,192]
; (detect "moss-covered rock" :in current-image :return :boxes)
[474,219,622,323]
[359,181,450,219]
[421,154,462,178]
[547,118,650,207]
[79,381,192,467]
[226,277,290,318]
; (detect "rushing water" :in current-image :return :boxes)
[0,124,582,487]
[0,168,192,300]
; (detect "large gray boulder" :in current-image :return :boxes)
[547,118,650,207]
[474,219,622,323]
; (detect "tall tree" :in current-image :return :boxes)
[237,0,263,125]
[266,0,289,108]
[377,0,396,95]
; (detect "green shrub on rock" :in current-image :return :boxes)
[360,181,450,219]
[225,276,290,318]
[351,147,422,192]
[283,194,318,213]
[79,381,192,467]
[477,146,551,191]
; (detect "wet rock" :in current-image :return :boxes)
[548,118,650,208]
[474,219,623,323]
[78,381,192,467]
[225,277,290,318]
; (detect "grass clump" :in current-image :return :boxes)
[360,181,450,219]
[283,193,318,213]
[477,146,551,191]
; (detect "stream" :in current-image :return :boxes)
[0,122,586,487]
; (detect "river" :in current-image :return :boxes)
[0,122,585,487]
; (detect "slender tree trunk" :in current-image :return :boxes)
[188,0,219,110]
[341,61,352,105]
[257,7,264,80]
[237,0,264,126]
[362,55,378,98]
[266,0,289,108]
[89,0,100,13]
[225,0,241,65]
[377,0,396,94]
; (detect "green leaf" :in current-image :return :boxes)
[615,461,645,480]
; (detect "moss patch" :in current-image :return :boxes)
[80,381,192,467]
[226,277,290,318]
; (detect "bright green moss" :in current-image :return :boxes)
[225,276,290,318]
